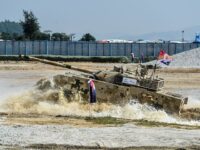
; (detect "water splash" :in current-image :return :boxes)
[184,96,200,109]
[1,87,200,126]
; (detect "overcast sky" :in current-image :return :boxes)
[1,0,200,39]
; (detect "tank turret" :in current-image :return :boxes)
[93,64,164,91]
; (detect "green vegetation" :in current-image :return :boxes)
[0,55,30,61]
[0,20,23,40]
[51,33,70,41]
[0,20,23,35]
[0,11,96,41]
[85,117,200,129]
[0,55,129,63]
[0,11,81,41]
[80,33,96,41]
[3,112,200,130]
[134,119,200,130]
[35,55,129,63]
[20,10,40,40]
[132,56,157,63]
[85,116,129,125]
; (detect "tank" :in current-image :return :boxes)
[30,56,188,116]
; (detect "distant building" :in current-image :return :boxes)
[98,39,133,43]
[169,41,188,43]
[136,40,165,43]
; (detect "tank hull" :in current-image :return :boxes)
[53,74,187,115]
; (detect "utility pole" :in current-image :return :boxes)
[44,30,52,41]
[44,30,52,55]
[69,33,75,41]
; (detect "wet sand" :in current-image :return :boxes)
[0,123,200,149]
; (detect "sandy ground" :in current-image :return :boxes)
[0,61,200,149]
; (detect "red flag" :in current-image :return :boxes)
[158,49,173,65]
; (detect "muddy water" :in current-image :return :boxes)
[174,89,200,110]
[0,70,200,148]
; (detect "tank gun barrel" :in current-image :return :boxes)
[28,56,94,74]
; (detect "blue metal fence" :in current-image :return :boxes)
[0,41,200,57]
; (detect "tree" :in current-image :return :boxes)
[80,33,96,41]
[0,32,24,41]
[51,33,70,41]
[20,10,40,40]
[1,32,12,40]
[35,32,50,40]
[0,20,23,35]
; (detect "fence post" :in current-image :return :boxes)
[18,41,20,55]
[80,42,82,56]
[109,44,112,56]
[74,42,76,56]
[25,41,27,55]
[11,40,14,55]
[66,41,68,56]
[38,41,41,55]
[146,43,148,57]
[4,41,7,55]
[102,43,104,56]
[52,41,55,55]
[131,43,133,54]
[139,43,141,58]
[96,42,98,56]
[60,41,62,55]
[123,43,125,56]
[175,43,177,54]
[167,43,170,54]
[88,42,90,56]
[32,41,34,55]
[46,40,49,55]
